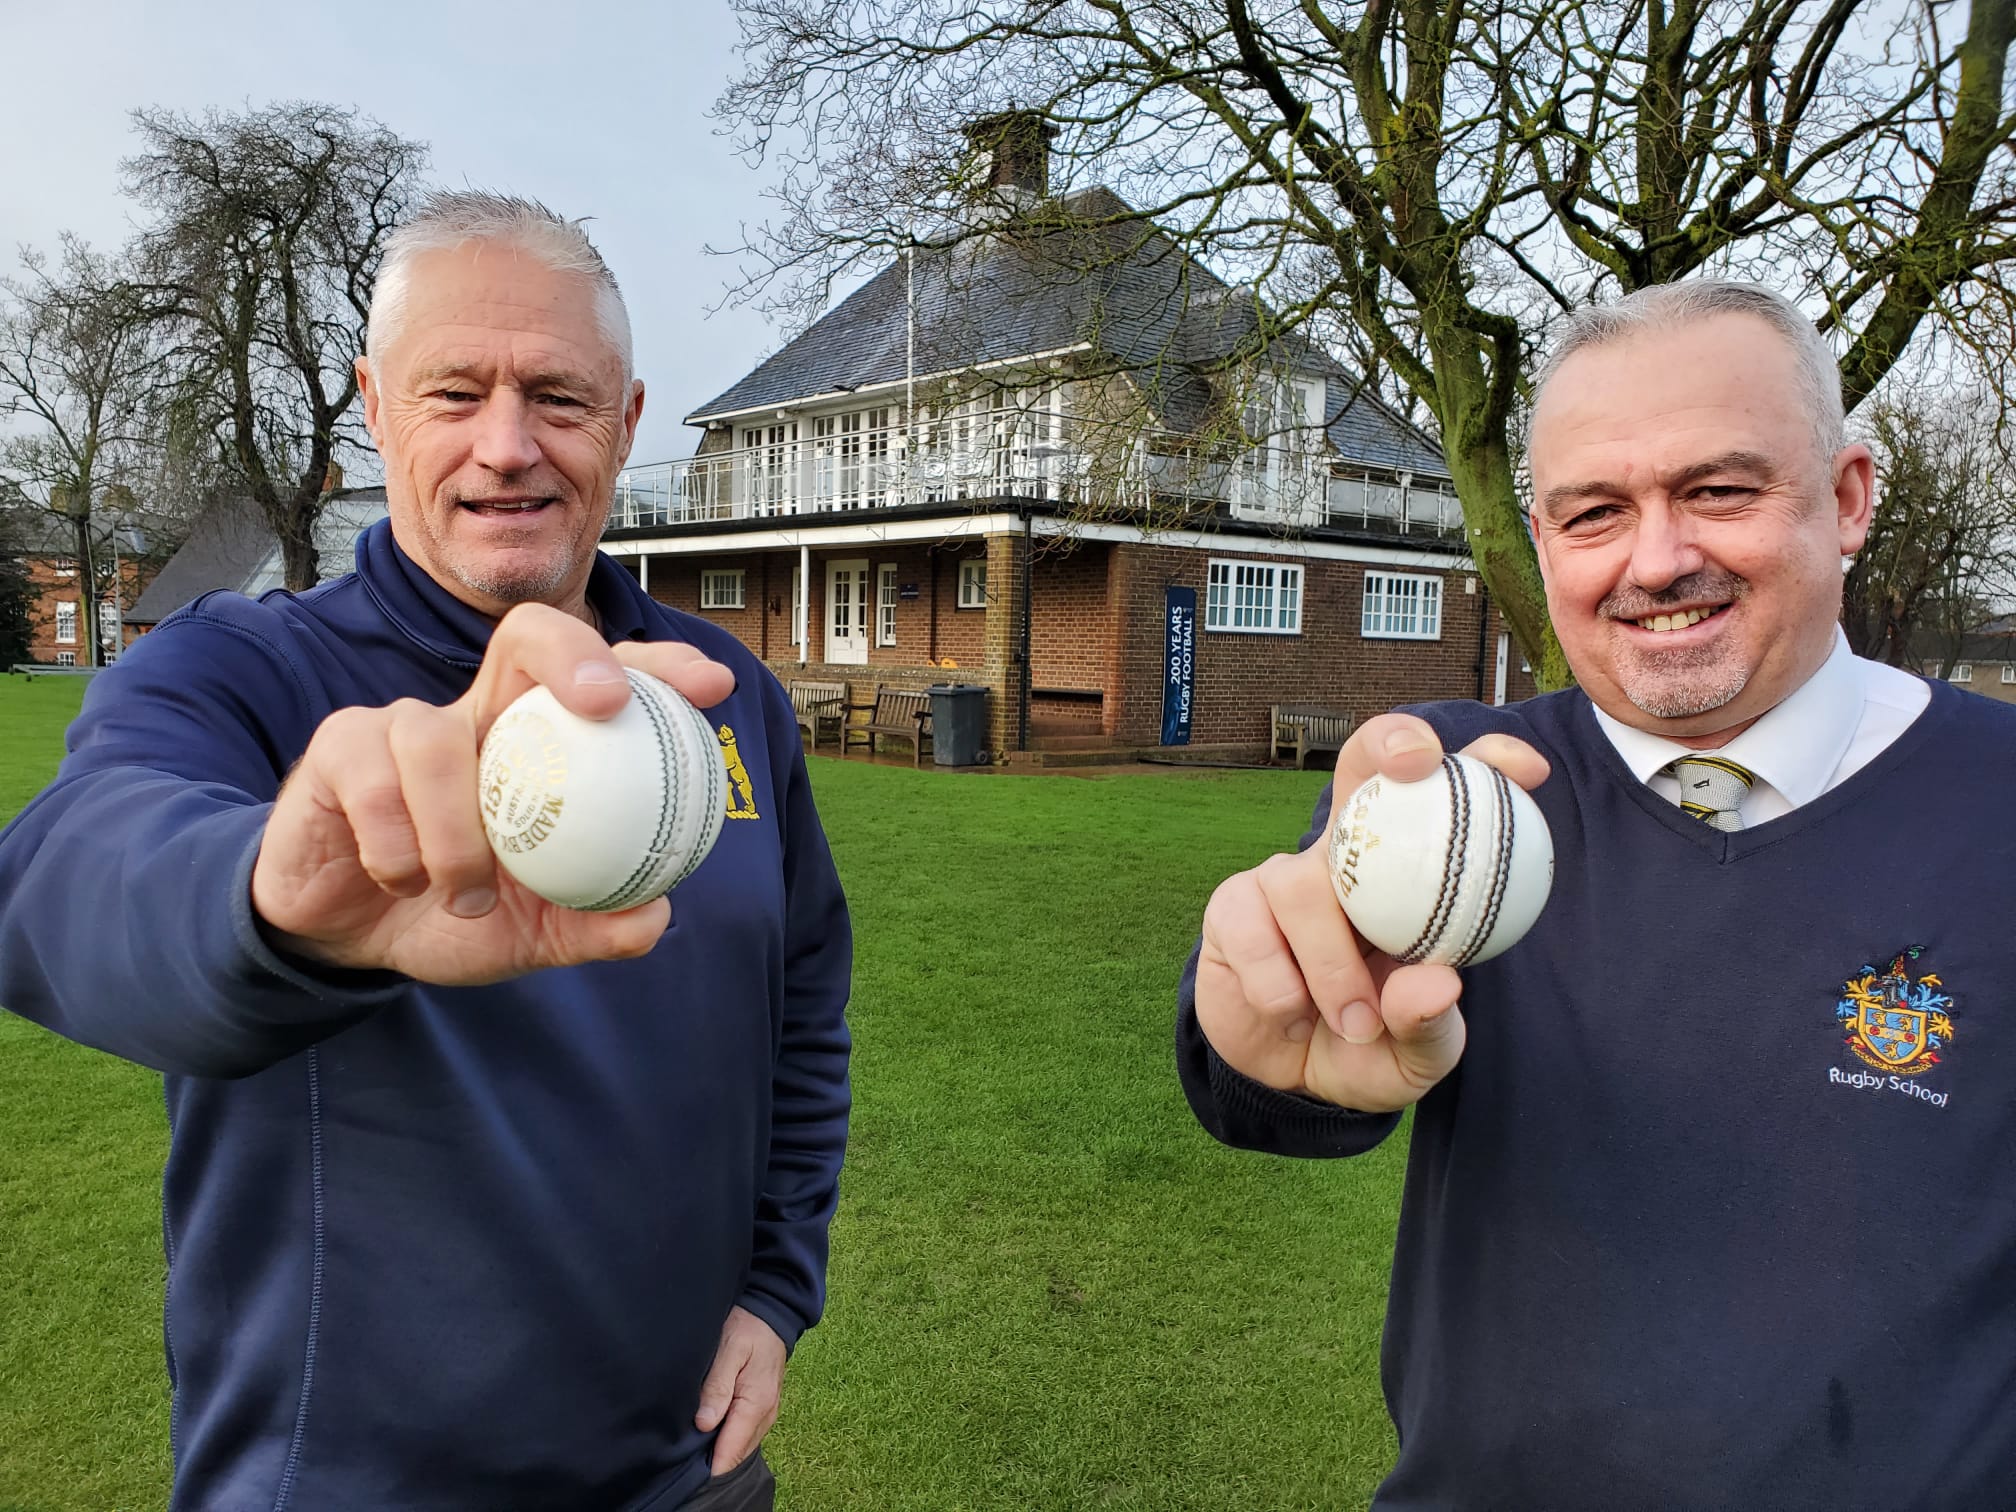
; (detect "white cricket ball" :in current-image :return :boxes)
[477,669,726,912]
[1326,751,1554,967]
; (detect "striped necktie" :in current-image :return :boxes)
[1665,755,1755,832]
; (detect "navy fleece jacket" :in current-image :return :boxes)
[0,522,852,1512]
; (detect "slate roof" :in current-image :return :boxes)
[1,503,196,569]
[1924,625,2016,665]
[0,508,75,557]
[128,488,389,625]
[687,187,1447,479]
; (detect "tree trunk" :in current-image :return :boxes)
[1420,317,1573,689]
[69,512,101,669]
[279,511,319,593]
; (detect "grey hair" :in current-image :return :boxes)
[367,190,633,381]
[1533,280,1846,464]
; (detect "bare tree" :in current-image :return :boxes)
[1843,380,2016,671]
[127,102,426,590]
[0,238,156,666]
[719,0,2016,686]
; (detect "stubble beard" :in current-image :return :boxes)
[453,552,579,607]
[439,487,595,609]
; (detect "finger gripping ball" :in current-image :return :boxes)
[478,669,726,912]
[1327,751,1554,967]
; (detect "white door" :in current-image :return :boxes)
[825,559,870,665]
[1494,632,1510,706]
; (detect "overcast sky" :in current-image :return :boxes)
[0,0,815,468]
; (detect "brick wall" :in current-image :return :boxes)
[1107,544,1539,750]
[626,537,1546,756]
[936,548,989,670]
[638,545,998,673]
[1027,539,1111,693]
[19,552,149,665]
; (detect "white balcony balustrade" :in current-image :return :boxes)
[606,420,1459,538]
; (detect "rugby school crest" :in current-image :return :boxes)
[1836,946,1954,1077]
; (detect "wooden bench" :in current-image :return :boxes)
[787,679,849,751]
[9,663,100,680]
[844,683,934,765]
[1271,704,1353,769]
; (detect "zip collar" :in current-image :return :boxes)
[351,518,660,669]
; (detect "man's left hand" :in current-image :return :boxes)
[695,1305,787,1476]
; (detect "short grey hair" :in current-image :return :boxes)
[1533,280,1846,465]
[367,190,633,381]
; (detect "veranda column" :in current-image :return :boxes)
[981,529,1027,758]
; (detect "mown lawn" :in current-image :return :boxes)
[0,676,1405,1511]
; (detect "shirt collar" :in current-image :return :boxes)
[1590,629,1864,805]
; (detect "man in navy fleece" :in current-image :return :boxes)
[1180,282,2016,1509]
[0,193,849,1511]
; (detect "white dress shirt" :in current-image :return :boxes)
[1590,630,1931,826]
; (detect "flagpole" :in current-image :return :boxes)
[905,234,916,506]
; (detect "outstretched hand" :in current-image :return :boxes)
[250,603,735,983]
[1193,714,1549,1112]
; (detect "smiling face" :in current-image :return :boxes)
[357,244,643,620]
[1528,313,1873,747]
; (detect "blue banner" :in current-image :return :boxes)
[1161,587,1197,746]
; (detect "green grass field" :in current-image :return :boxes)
[0,678,1405,1511]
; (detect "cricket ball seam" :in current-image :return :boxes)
[584,671,683,912]
[682,698,727,889]
[1451,765,1516,968]
[1328,750,1553,969]
[1400,755,1467,964]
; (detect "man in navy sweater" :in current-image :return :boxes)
[0,193,850,1511]
[1180,282,2016,1508]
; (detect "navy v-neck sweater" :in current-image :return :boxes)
[1179,682,2016,1510]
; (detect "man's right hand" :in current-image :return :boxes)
[1193,714,1549,1113]
[249,603,736,985]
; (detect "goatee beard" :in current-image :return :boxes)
[1623,662,1751,719]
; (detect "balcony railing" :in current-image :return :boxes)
[607,428,1463,539]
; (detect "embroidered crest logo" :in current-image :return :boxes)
[1835,946,1953,1076]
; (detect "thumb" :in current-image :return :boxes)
[538,894,671,963]
[695,1335,747,1432]
[1376,961,1467,1084]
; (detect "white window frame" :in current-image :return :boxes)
[1953,663,1973,683]
[54,600,77,645]
[876,563,899,647]
[791,566,804,646]
[1204,558,1304,635]
[1361,571,1443,640]
[958,559,988,609]
[700,569,746,610]
[741,422,800,516]
[2002,665,2014,685]
[54,650,76,667]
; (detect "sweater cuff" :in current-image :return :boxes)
[734,1287,809,1358]
[1203,1037,1402,1157]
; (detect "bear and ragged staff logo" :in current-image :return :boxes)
[1836,946,1954,1077]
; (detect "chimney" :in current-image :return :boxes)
[963,110,1059,202]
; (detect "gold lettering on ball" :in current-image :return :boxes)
[478,711,569,852]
